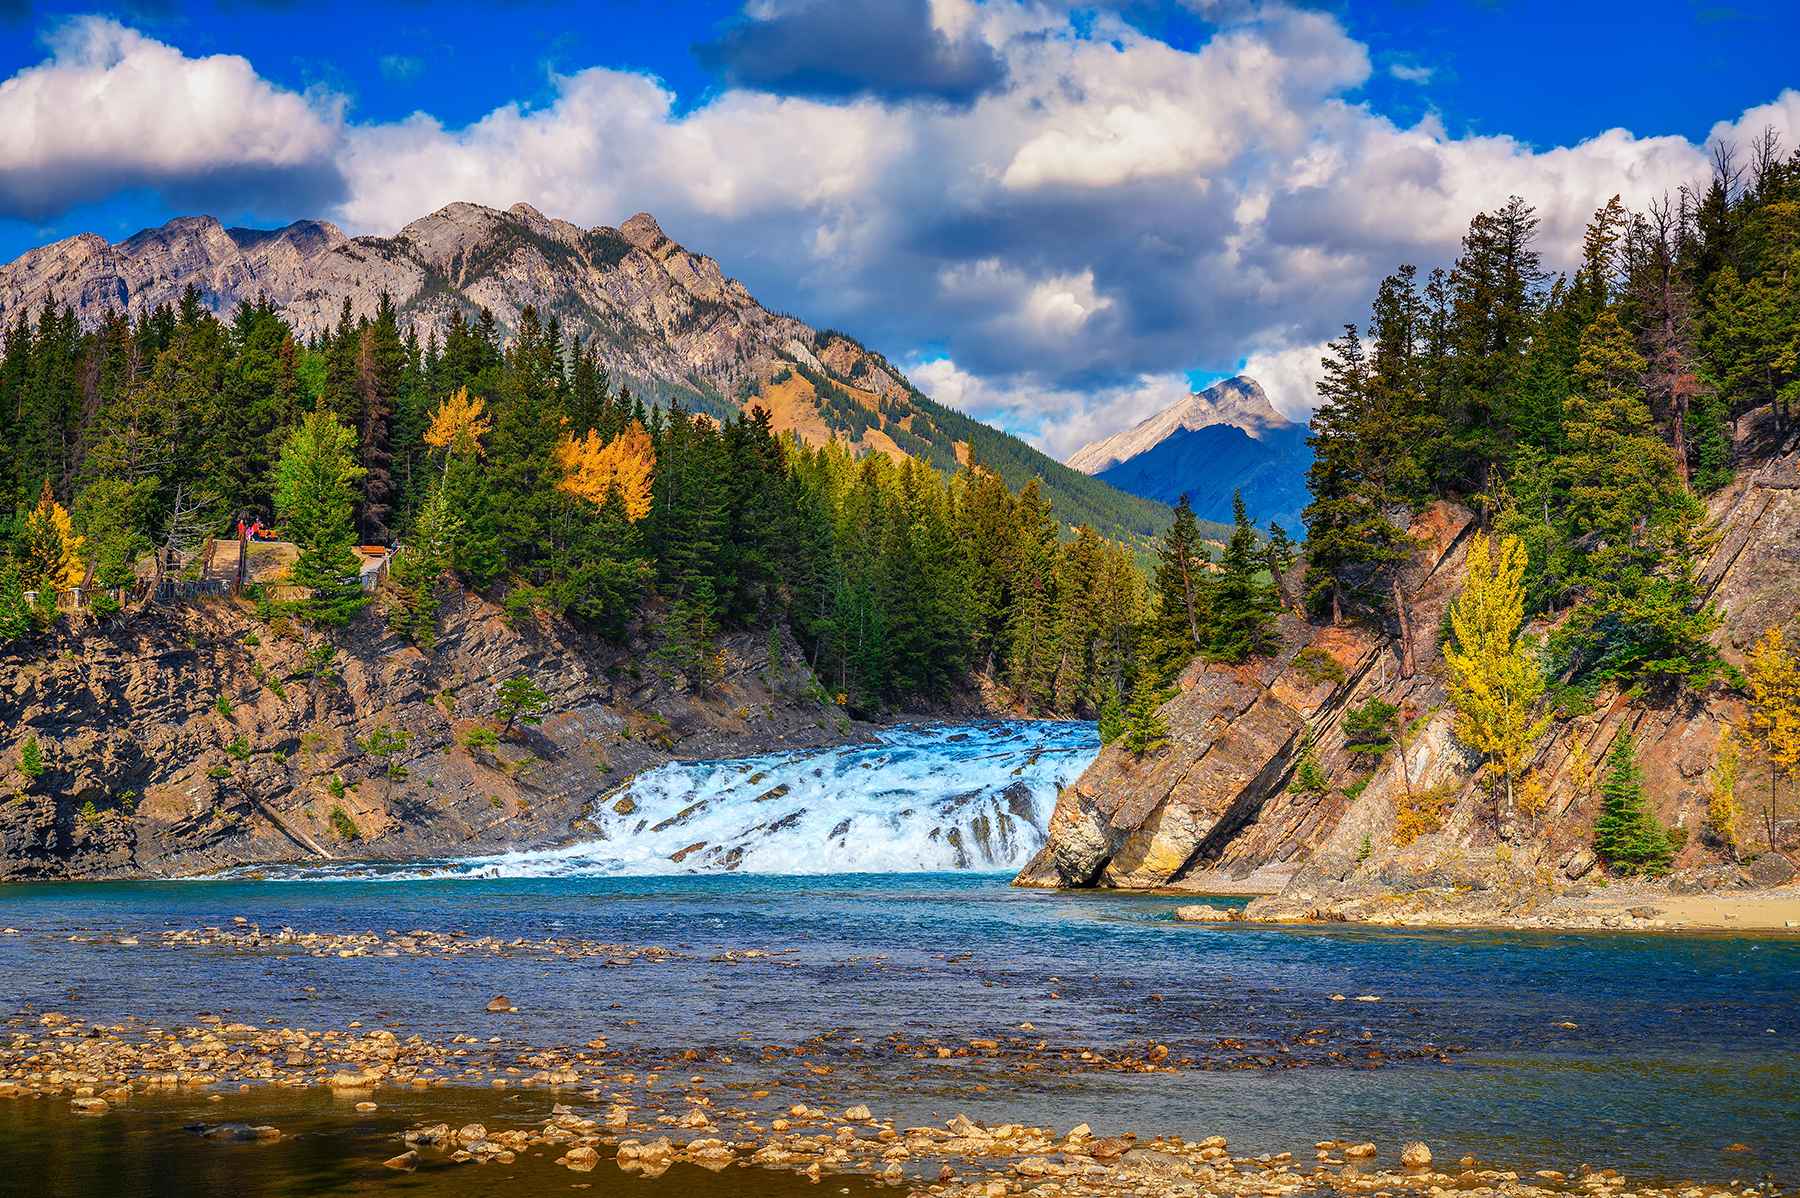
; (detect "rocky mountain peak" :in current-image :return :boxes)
[620,212,672,253]
[1067,374,1290,475]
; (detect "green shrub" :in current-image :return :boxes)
[1290,749,1328,797]
[463,726,500,750]
[1121,689,1170,757]
[1343,698,1398,757]
[328,805,360,840]
[1294,647,1346,686]
[18,736,45,780]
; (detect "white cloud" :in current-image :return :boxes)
[1242,340,1333,421]
[909,356,1192,459]
[6,7,1800,465]
[1388,62,1432,84]
[0,17,344,220]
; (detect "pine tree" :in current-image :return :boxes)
[1592,734,1675,874]
[1149,494,1209,679]
[1208,491,1278,663]
[273,406,368,627]
[354,293,407,543]
[1120,687,1169,757]
[1302,325,1412,623]
[386,484,460,650]
[495,673,550,737]
[1097,681,1125,745]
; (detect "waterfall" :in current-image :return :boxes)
[249,722,1098,880]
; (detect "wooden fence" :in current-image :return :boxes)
[22,545,394,614]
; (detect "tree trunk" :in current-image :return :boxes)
[1392,577,1415,679]
[1671,395,1690,488]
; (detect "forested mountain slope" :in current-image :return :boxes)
[0,201,1169,545]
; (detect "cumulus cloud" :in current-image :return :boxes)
[909,356,1194,459]
[7,4,1800,463]
[0,17,344,220]
[695,0,1006,104]
[1242,340,1333,420]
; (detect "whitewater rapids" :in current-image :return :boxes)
[254,721,1098,880]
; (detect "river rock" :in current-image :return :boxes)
[485,995,516,1012]
[1174,904,1237,922]
[1402,1141,1432,1167]
[1744,853,1796,887]
[188,1122,281,1141]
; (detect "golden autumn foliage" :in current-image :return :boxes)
[1444,533,1551,814]
[1745,625,1800,848]
[1393,782,1457,847]
[423,387,492,458]
[555,421,655,522]
[18,481,85,590]
[1707,724,1742,854]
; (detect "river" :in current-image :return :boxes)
[2,721,1796,1192]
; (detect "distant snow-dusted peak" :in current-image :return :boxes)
[1066,375,1287,474]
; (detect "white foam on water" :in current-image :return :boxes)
[246,721,1098,881]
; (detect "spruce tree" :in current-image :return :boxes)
[1208,491,1278,663]
[273,406,368,627]
[1592,734,1676,874]
[1149,495,1208,679]
[1121,687,1169,757]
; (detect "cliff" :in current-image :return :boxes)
[1019,409,1800,921]
[0,588,863,881]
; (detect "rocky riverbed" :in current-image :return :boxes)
[5,1020,1779,1198]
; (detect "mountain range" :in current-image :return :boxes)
[1067,375,1313,532]
[0,201,1179,545]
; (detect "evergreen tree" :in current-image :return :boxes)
[1302,325,1413,624]
[1208,491,1278,663]
[1120,687,1169,757]
[1149,494,1209,679]
[495,672,550,737]
[354,293,407,543]
[386,484,460,650]
[1592,733,1676,874]
[273,407,368,627]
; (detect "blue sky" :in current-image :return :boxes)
[0,0,1795,453]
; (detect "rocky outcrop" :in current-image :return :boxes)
[1022,410,1800,917]
[1016,502,1473,893]
[0,587,864,880]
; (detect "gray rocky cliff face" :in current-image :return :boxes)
[1022,409,1800,911]
[0,201,816,415]
[0,589,864,881]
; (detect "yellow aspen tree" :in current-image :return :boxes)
[1745,626,1800,850]
[554,421,655,522]
[18,480,86,591]
[1443,532,1551,827]
[1707,724,1741,856]
[423,387,492,464]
